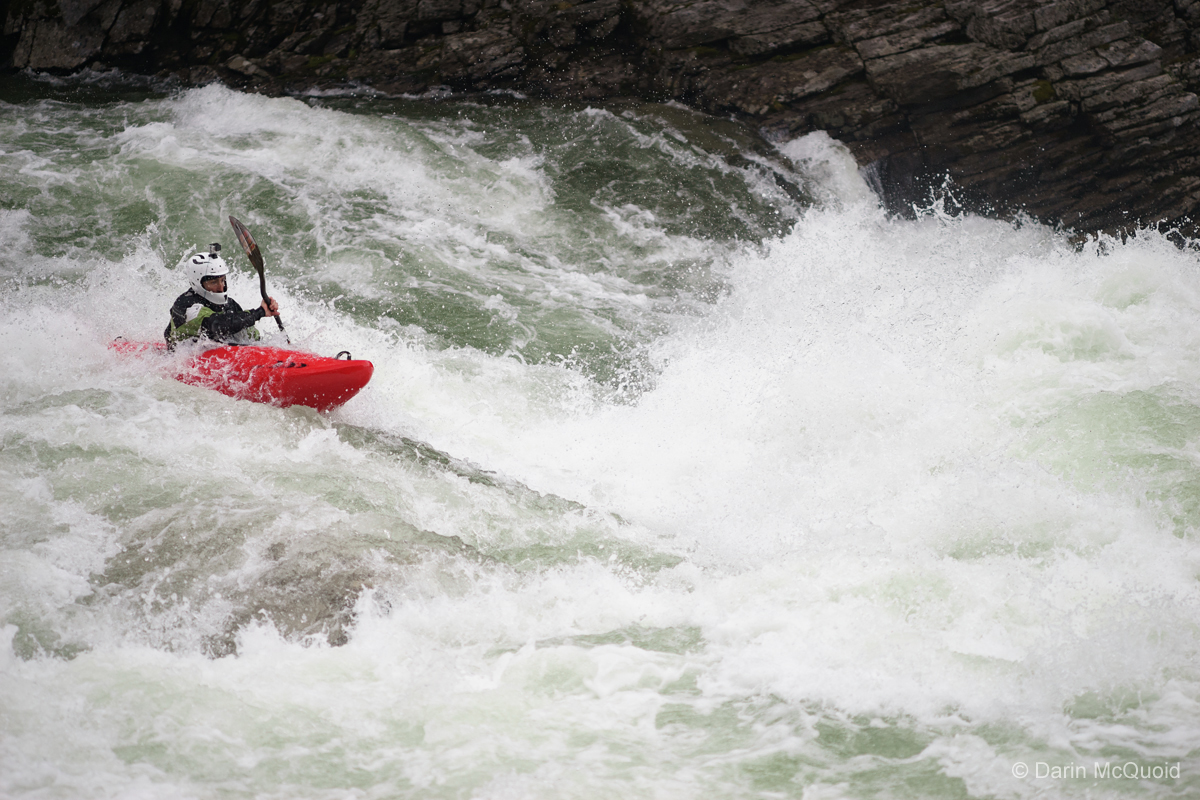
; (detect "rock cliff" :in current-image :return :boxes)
[6,0,1200,235]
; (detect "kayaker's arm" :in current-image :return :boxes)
[204,305,268,339]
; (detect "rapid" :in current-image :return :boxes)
[2,73,1199,799]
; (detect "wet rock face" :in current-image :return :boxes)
[5,0,1200,234]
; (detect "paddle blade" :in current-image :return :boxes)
[229,215,264,273]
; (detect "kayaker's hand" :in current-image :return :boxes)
[261,297,280,317]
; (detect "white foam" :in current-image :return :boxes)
[433,192,1200,729]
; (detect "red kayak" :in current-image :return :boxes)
[111,340,373,412]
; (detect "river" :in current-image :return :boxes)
[2,71,1198,799]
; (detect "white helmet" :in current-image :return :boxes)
[187,244,229,305]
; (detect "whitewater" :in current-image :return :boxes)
[1,73,1198,799]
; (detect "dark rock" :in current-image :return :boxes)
[867,44,1034,106]
[696,46,864,116]
[643,0,823,51]
[11,17,104,69]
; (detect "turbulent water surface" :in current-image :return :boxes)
[2,72,1200,799]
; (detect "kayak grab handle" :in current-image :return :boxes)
[336,351,352,360]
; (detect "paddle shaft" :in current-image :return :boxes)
[256,264,286,332]
[230,216,287,335]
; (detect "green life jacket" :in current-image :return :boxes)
[167,305,216,343]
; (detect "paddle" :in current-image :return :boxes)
[229,215,288,340]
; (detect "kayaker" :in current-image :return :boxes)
[165,244,280,346]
